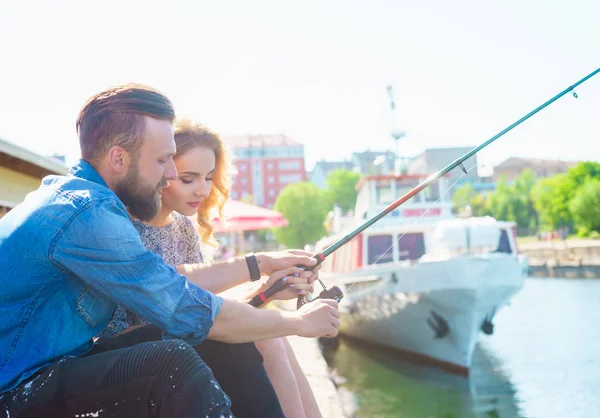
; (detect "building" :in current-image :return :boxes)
[350,150,396,175]
[0,137,68,218]
[224,134,307,208]
[406,147,479,188]
[309,160,354,189]
[492,157,579,182]
[309,150,396,189]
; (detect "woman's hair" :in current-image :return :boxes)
[173,118,236,247]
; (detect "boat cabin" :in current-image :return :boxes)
[318,174,519,274]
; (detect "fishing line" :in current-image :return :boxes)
[248,68,600,309]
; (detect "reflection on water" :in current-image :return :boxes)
[323,278,600,418]
[324,339,520,418]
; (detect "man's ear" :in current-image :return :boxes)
[107,146,132,174]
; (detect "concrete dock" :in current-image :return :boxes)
[286,336,347,418]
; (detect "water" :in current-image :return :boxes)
[324,278,600,418]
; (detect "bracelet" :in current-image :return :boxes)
[245,253,261,282]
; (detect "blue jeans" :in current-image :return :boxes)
[0,337,232,417]
[92,325,285,418]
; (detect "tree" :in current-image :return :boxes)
[569,179,600,233]
[566,161,600,189]
[532,173,573,230]
[325,169,361,213]
[485,176,512,222]
[531,161,600,231]
[511,169,539,232]
[240,194,255,204]
[273,182,333,248]
[469,170,538,234]
[452,182,477,215]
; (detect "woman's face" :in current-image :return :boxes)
[162,146,216,217]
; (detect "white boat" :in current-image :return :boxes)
[315,174,526,374]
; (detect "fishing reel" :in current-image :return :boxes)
[295,262,344,309]
[247,262,344,308]
[296,283,344,309]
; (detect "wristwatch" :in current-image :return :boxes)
[245,253,261,281]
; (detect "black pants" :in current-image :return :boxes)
[1,326,285,418]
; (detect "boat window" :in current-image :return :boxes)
[367,235,394,264]
[423,182,440,202]
[398,233,426,260]
[495,229,512,254]
[396,178,421,203]
[376,180,393,205]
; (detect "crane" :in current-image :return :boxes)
[386,85,406,173]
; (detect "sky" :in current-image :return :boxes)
[1,0,599,174]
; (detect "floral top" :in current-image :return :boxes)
[98,212,203,338]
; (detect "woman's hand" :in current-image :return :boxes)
[258,266,314,301]
[255,250,323,285]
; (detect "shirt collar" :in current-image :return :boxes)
[68,159,109,188]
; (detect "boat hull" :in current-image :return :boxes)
[329,254,524,373]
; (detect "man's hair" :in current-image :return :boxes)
[76,83,175,163]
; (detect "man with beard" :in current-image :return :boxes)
[0,83,340,418]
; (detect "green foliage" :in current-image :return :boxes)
[566,161,600,188]
[530,162,600,230]
[325,169,361,213]
[240,194,255,204]
[577,226,591,238]
[452,182,477,215]
[510,169,539,232]
[569,179,600,233]
[273,182,333,248]
[449,161,600,236]
[485,176,512,222]
[452,170,538,234]
[469,193,489,217]
[483,172,536,233]
[531,173,573,230]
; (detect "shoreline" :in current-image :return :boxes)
[518,238,600,278]
[286,335,350,418]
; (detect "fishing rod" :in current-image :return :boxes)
[249,67,600,309]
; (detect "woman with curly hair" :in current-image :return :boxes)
[99,118,322,418]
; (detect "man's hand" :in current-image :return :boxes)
[256,250,322,286]
[294,299,340,339]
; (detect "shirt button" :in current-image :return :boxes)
[203,297,208,302]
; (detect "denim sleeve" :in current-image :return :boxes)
[51,198,222,345]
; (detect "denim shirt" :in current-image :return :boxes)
[0,160,223,393]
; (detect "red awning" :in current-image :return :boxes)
[212,200,288,233]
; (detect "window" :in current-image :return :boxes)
[279,174,302,183]
[376,180,393,205]
[267,163,274,170]
[396,178,421,203]
[424,182,440,202]
[241,178,248,185]
[495,230,512,254]
[367,235,393,265]
[268,176,275,184]
[231,191,238,199]
[278,161,301,170]
[398,233,425,260]
[239,164,247,172]
[269,190,275,197]
[235,149,250,158]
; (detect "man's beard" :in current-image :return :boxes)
[114,163,167,222]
